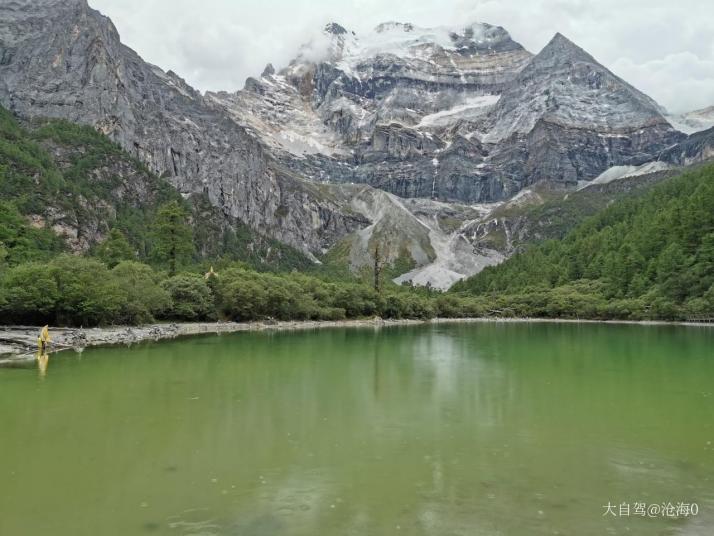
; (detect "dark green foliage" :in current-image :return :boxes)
[96,229,136,268]
[0,201,64,264]
[454,164,714,320]
[111,261,171,324]
[150,201,195,275]
[215,268,345,321]
[47,255,126,326]
[0,256,172,326]
[212,266,442,322]
[161,274,215,321]
[0,262,60,325]
[0,107,65,215]
[379,292,436,320]
[0,255,127,326]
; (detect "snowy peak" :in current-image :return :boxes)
[259,19,533,155]
[485,31,673,142]
[287,20,529,72]
[5,0,87,8]
[374,22,414,34]
[232,18,680,204]
[535,32,596,64]
[450,23,523,53]
[324,22,348,36]
[367,21,522,54]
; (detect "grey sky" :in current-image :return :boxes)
[90,0,714,114]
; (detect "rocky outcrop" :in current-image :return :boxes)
[481,34,684,190]
[0,0,363,254]
[660,127,714,166]
[211,23,685,205]
[0,2,707,288]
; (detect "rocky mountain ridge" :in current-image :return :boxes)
[213,23,685,204]
[0,0,711,288]
[0,0,365,257]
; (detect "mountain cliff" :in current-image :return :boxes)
[0,0,364,256]
[212,24,684,203]
[0,0,710,289]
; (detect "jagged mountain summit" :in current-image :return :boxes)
[0,0,709,289]
[211,23,684,204]
[208,20,535,202]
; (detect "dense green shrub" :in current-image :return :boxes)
[0,201,64,265]
[0,262,60,324]
[150,201,195,275]
[161,274,214,321]
[332,284,380,317]
[48,255,126,326]
[111,261,170,324]
[97,229,136,268]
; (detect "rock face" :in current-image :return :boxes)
[0,1,706,288]
[0,0,364,254]
[660,127,714,166]
[481,34,683,191]
[209,21,534,202]
[666,106,714,135]
[212,24,684,203]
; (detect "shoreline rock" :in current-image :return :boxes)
[1,318,711,365]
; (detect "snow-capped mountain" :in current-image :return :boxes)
[0,1,710,288]
[210,22,684,204]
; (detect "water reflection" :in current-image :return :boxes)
[1,323,712,536]
[36,351,49,377]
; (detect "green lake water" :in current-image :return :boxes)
[1,322,713,535]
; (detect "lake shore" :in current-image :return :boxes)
[1,317,712,364]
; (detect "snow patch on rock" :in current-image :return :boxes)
[666,106,714,135]
[504,187,543,208]
[417,95,500,128]
[393,202,504,291]
[579,161,673,190]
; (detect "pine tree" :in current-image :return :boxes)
[151,201,194,276]
[97,229,135,268]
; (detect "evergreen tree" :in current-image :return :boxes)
[453,163,714,319]
[97,229,135,268]
[151,201,194,275]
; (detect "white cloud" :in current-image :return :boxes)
[90,0,714,113]
[611,53,714,114]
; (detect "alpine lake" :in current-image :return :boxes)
[1,322,713,535]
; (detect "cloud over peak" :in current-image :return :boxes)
[90,0,713,113]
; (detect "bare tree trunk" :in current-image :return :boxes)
[373,243,382,293]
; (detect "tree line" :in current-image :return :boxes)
[0,198,495,325]
[0,255,495,327]
[453,164,714,320]
[3,102,712,324]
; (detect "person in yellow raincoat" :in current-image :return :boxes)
[37,326,51,376]
[38,325,51,353]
